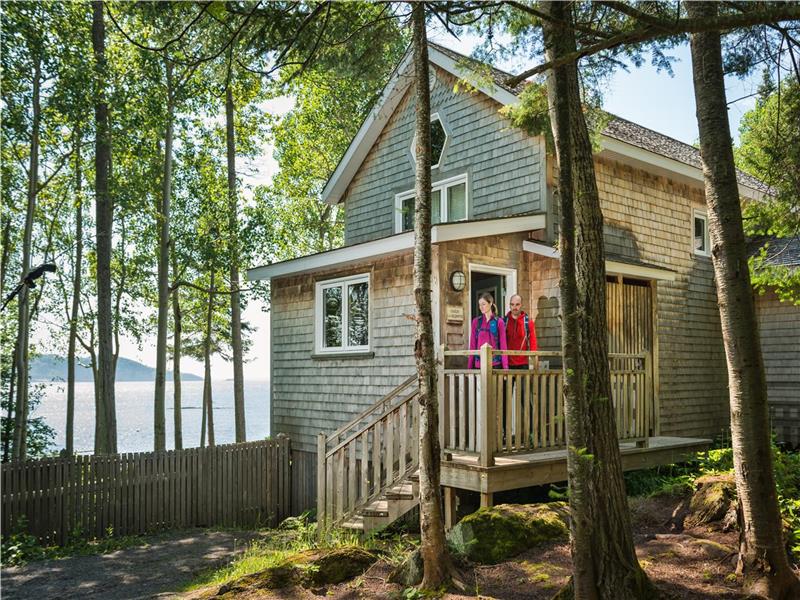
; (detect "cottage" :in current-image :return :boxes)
[248,43,796,530]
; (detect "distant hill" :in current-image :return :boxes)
[30,354,202,382]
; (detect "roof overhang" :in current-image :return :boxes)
[599,136,765,201]
[248,214,546,282]
[522,240,677,282]
[321,45,519,207]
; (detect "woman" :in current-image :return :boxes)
[467,292,509,370]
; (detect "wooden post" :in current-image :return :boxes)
[480,491,493,508]
[443,486,457,531]
[479,343,495,467]
[316,433,326,534]
[650,281,660,436]
[438,344,447,457]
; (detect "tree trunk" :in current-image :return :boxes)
[153,59,174,452]
[541,3,652,598]
[226,79,246,444]
[411,4,451,591]
[67,127,83,456]
[1,216,11,462]
[12,56,41,461]
[171,246,182,451]
[93,0,116,455]
[202,269,216,448]
[686,3,800,597]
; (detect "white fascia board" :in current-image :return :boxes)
[606,261,677,282]
[432,214,546,243]
[427,46,519,107]
[600,136,764,201]
[248,214,548,282]
[321,50,415,206]
[522,240,677,282]
[247,232,414,281]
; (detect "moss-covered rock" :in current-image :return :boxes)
[685,474,737,530]
[204,546,377,597]
[387,547,423,587]
[448,503,569,564]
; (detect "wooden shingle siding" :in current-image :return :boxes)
[270,254,417,453]
[344,67,545,246]
[756,289,800,446]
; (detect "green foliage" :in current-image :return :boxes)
[736,77,800,304]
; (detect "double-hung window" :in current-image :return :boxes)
[315,274,370,353]
[395,173,468,233]
[693,210,710,256]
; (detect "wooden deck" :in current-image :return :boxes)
[441,436,711,501]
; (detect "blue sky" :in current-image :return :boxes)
[90,36,764,380]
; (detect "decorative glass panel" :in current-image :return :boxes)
[694,216,706,252]
[431,118,446,167]
[347,282,369,347]
[402,196,414,232]
[323,286,342,347]
[432,189,441,224]
[448,183,466,221]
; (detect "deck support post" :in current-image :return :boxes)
[316,433,326,535]
[480,491,493,508]
[479,343,495,467]
[443,486,457,530]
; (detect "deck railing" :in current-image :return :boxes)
[439,345,655,466]
[317,377,419,529]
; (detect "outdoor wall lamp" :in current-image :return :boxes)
[450,270,466,292]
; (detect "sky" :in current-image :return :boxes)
[35,31,764,382]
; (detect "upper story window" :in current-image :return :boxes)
[410,113,448,170]
[315,274,370,353]
[693,210,710,256]
[395,173,468,233]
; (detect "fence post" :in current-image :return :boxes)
[479,343,495,467]
[316,433,326,534]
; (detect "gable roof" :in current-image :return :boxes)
[321,41,769,206]
[748,235,800,269]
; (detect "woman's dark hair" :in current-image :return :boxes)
[478,292,498,316]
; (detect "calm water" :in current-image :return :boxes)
[32,380,270,454]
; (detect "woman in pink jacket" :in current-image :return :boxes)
[467,292,509,370]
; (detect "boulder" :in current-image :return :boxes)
[685,474,738,531]
[447,503,569,564]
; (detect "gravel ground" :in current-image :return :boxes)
[1,529,265,600]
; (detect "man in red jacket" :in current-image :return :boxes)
[504,294,538,369]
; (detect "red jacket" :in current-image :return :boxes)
[504,311,538,366]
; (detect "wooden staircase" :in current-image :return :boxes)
[317,376,421,534]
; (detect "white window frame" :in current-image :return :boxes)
[394,172,469,233]
[692,209,710,257]
[410,112,448,170]
[314,273,371,354]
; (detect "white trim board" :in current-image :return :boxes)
[248,214,546,282]
[521,240,677,282]
[468,263,518,321]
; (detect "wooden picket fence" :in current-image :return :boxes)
[1,437,291,546]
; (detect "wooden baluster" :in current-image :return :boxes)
[372,422,381,498]
[523,372,531,450]
[438,344,446,454]
[504,373,512,452]
[514,373,522,451]
[548,373,556,447]
[458,373,466,451]
[385,415,394,486]
[449,374,456,451]
[495,374,503,452]
[399,403,408,476]
[347,442,357,513]
[468,374,476,452]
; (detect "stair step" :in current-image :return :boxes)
[341,516,365,530]
[385,482,415,500]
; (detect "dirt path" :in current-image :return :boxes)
[1,529,266,600]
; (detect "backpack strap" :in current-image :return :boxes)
[524,314,530,351]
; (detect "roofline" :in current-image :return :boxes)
[320,44,519,206]
[247,213,546,281]
[522,240,677,282]
[599,136,765,201]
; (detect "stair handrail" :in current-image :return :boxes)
[326,375,417,444]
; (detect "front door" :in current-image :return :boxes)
[471,271,506,321]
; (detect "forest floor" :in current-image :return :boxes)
[3,495,796,599]
[0,529,269,600]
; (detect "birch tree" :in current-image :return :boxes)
[685,3,800,597]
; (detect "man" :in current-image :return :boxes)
[504,294,538,369]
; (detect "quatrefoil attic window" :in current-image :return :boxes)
[411,113,448,169]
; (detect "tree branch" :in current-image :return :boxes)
[105,2,212,53]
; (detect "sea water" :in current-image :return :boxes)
[31,380,270,454]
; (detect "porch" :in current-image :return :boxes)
[316,346,710,532]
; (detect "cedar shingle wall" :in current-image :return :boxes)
[344,67,545,246]
[270,253,417,453]
[756,289,800,446]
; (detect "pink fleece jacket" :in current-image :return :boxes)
[467,315,509,370]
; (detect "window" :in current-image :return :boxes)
[693,210,710,256]
[410,113,448,169]
[395,174,468,233]
[315,274,370,353]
